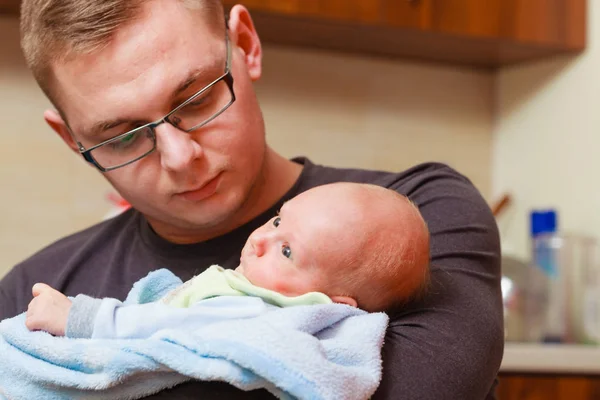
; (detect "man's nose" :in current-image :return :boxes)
[155,123,203,172]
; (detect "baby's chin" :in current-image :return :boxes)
[233,264,253,283]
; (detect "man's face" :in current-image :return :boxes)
[52,0,266,237]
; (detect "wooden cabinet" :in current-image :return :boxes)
[381,1,430,30]
[230,0,381,25]
[0,0,19,14]
[497,374,600,400]
[427,0,585,49]
[222,0,586,69]
[1,0,586,68]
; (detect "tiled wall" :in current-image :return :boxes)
[0,16,494,277]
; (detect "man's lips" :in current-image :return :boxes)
[176,172,222,201]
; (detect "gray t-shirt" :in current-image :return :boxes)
[0,157,503,400]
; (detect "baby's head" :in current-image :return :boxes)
[236,182,430,312]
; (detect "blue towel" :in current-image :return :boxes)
[0,269,388,400]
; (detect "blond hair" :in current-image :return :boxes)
[328,185,431,312]
[20,0,225,109]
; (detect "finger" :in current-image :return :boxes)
[32,283,52,297]
[25,315,39,331]
[26,297,38,312]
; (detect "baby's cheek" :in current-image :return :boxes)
[251,271,283,293]
[269,277,299,296]
[244,267,268,288]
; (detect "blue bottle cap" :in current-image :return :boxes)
[530,210,557,236]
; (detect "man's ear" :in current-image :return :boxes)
[330,295,358,308]
[44,109,80,154]
[227,5,262,81]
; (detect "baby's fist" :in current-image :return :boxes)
[26,283,72,336]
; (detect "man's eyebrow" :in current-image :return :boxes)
[82,119,127,138]
[82,64,221,138]
[83,119,143,139]
[174,71,202,97]
[173,62,222,98]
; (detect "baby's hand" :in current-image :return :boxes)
[26,283,72,336]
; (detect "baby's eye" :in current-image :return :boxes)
[273,217,281,227]
[281,245,292,259]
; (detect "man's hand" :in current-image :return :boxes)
[26,283,72,336]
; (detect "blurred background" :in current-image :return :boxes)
[1,0,599,398]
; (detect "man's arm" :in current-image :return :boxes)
[0,285,17,321]
[374,167,503,400]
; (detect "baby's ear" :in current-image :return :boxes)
[330,295,358,308]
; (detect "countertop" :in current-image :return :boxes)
[501,343,600,374]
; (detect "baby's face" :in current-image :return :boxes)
[237,183,430,311]
[236,188,361,296]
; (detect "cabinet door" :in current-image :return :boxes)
[222,0,381,25]
[381,0,432,30]
[225,0,433,29]
[430,0,502,38]
[503,0,585,49]
[0,0,19,14]
[428,0,585,49]
[497,375,600,400]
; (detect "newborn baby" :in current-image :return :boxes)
[25,182,430,338]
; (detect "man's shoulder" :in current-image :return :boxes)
[0,209,140,318]
[299,158,493,231]
[15,208,139,271]
[298,158,473,197]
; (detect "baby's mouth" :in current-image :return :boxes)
[240,243,255,259]
[237,248,250,272]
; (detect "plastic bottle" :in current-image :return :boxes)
[529,210,569,343]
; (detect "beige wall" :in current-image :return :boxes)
[0,16,114,277]
[258,46,494,192]
[493,0,597,260]
[0,16,494,277]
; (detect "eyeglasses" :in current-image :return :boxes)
[73,33,235,172]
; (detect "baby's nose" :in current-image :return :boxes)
[249,234,266,257]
